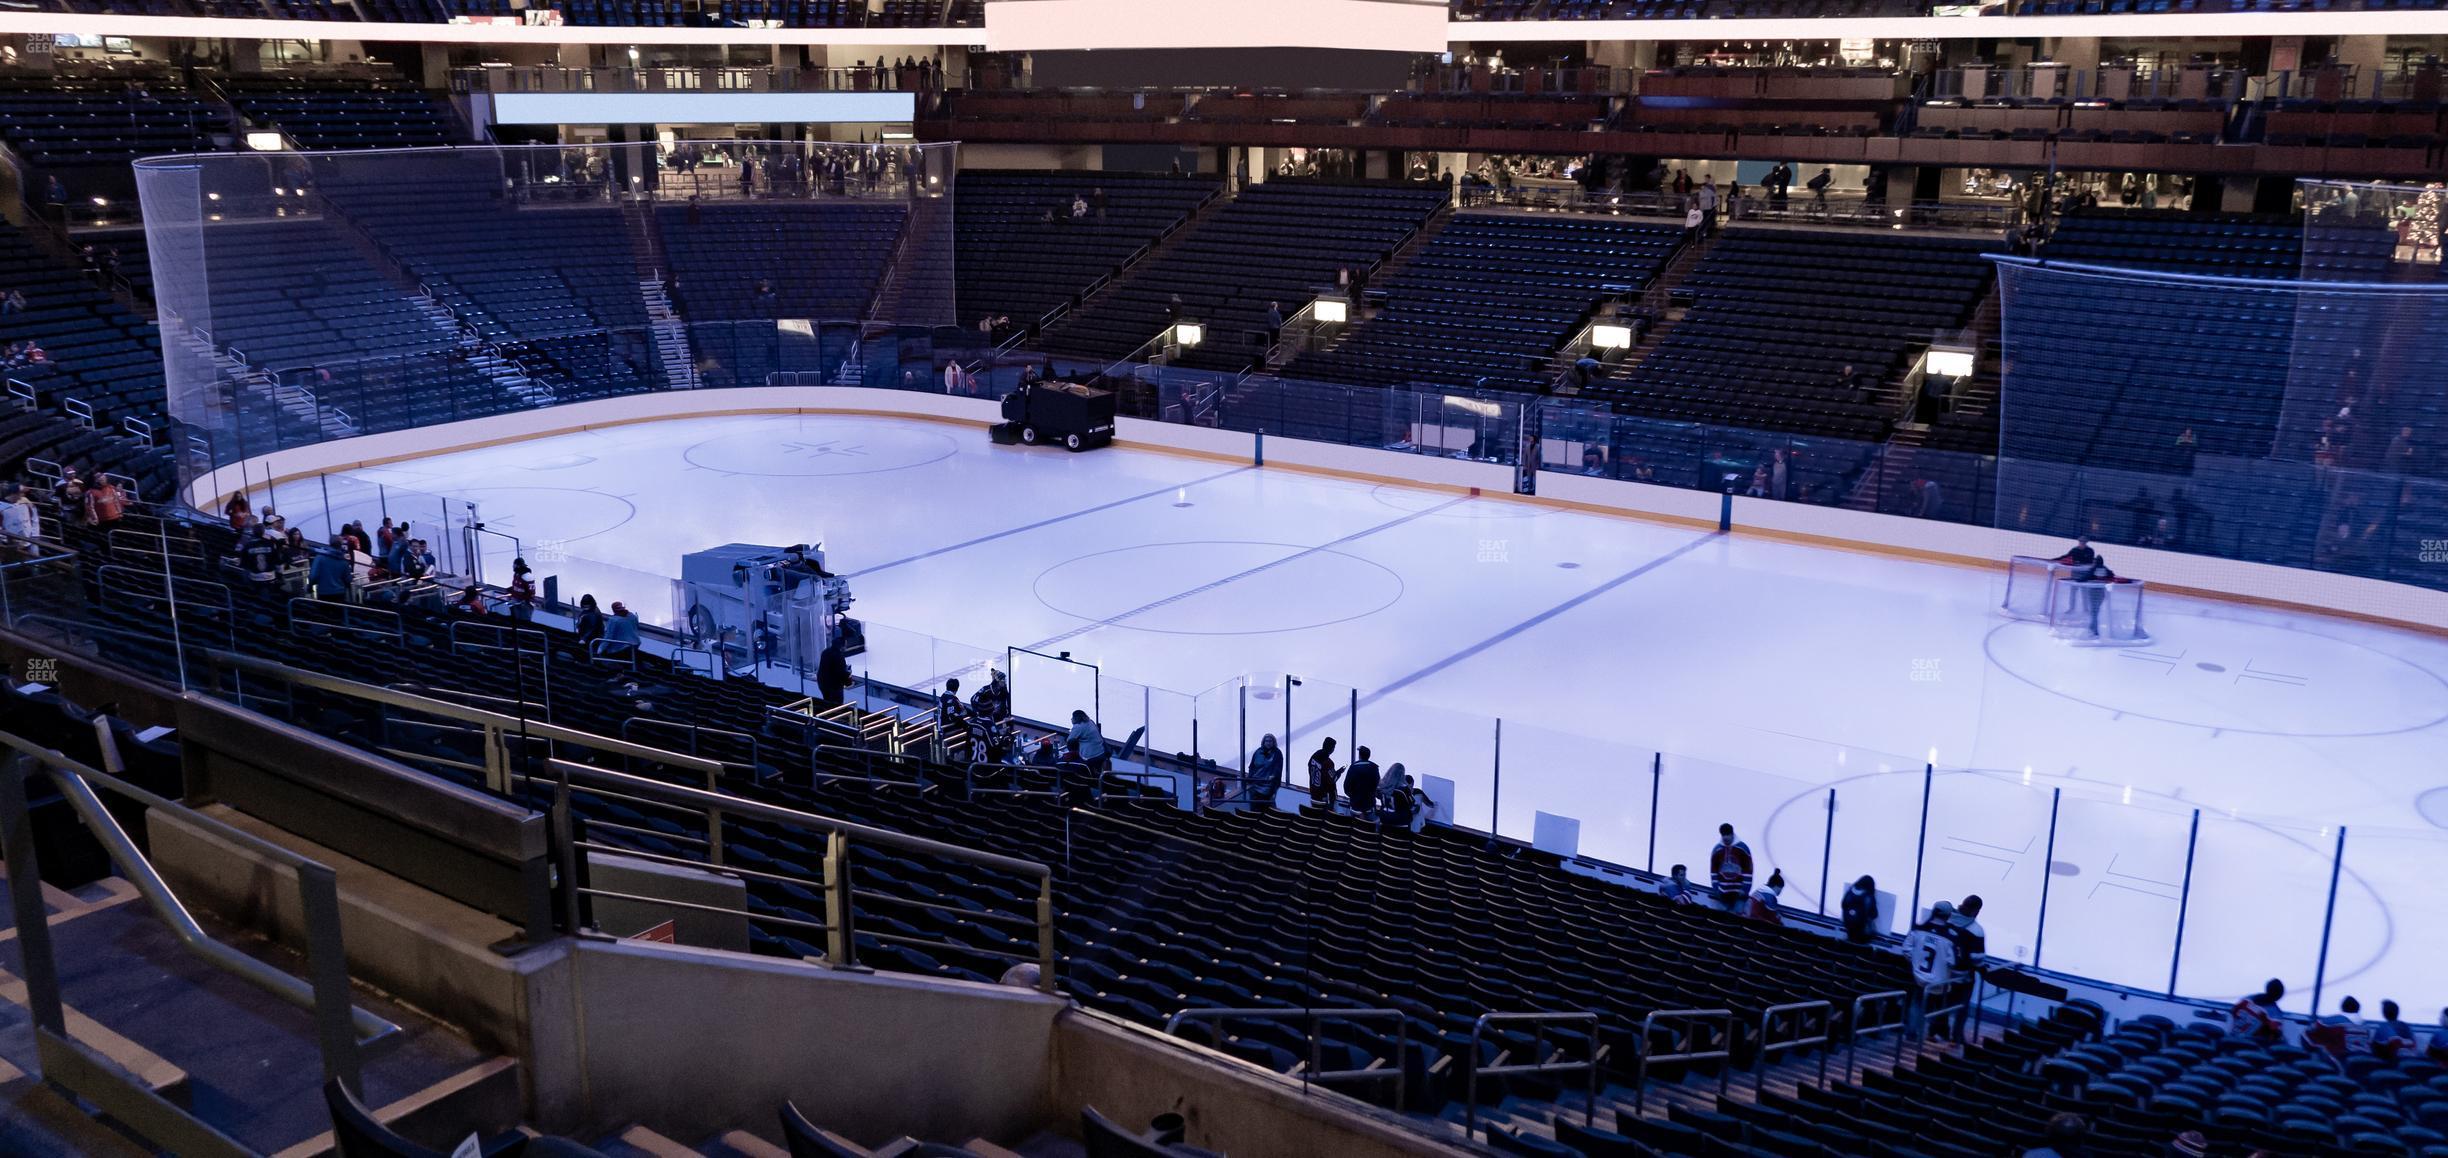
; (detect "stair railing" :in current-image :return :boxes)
[1631,1007,1732,1115]
[0,731,399,1158]
[1465,1011,1602,1139]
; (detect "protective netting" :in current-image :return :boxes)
[134,141,958,505]
[1994,255,2448,593]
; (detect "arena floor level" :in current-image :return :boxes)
[267,412,2448,1016]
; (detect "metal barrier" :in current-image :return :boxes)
[288,596,406,644]
[965,760,1066,800]
[1631,1007,1733,1115]
[0,731,398,1157]
[621,716,758,774]
[546,757,1057,993]
[1754,1000,1834,1090]
[106,527,206,561]
[1464,1011,1602,1139]
[203,650,717,799]
[1164,1007,1409,1108]
[1846,989,1911,1084]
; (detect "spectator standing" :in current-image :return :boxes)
[817,637,851,705]
[1306,737,1340,809]
[936,677,964,726]
[505,560,537,623]
[1244,733,1284,808]
[1066,709,1109,774]
[1709,823,1754,908]
[1,485,40,551]
[2229,979,2289,1045]
[1089,187,1107,220]
[1343,746,1381,818]
[310,538,353,602]
[83,475,128,529]
[1840,874,1880,943]
[1695,175,1720,236]
[968,669,1010,722]
[1806,166,1833,211]
[1905,900,1963,1039]
[604,602,640,652]
[1950,895,1989,971]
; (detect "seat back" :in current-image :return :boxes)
[325,1078,446,1158]
[780,1101,868,1158]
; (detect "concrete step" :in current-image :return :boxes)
[597,1123,706,1157]
[702,1128,788,1158]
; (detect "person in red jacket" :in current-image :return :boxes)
[1710,823,1754,910]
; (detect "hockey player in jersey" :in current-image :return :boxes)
[1709,823,1754,911]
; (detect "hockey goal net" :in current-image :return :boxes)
[2000,555,2151,646]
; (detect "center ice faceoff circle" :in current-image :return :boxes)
[1984,613,2448,737]
[1033,541,1405,635]
[681,424,959,477]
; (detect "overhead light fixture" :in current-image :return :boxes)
[1925,347,1975,378]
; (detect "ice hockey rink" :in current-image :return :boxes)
[265,411,2448,1013]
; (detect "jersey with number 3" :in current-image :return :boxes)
[1906,928,1958,988]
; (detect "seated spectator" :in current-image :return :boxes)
[2429,1007,2448,1063]
[1744,870,1786,924]
[449,584,488,616]
[2023,1113,2092,1158]
[1656,863,1703,905]
[2229,978,2289,1045]
[0,289,25,316]
[2307,995,2373,1061]
[2374,999,2417,1060]
[1380,762,1431,829]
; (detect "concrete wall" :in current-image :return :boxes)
[556,940,1062,1146]
[1047,1011,1479,1158]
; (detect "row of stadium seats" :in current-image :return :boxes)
[1583,229,1996,442]
[1041,180,1452,371]
[954,170,1223,331]
[220,74,461,151]
[1284,213,1686,393]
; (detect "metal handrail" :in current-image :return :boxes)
[1846,989,1911,1084]
[621,717,757,772]
[546,757,1055,992]
[288,597,405,644]
[1631,1007,1732,1114]
[1465,1011,1601,1139]
[964,760,1067,800]
[1165,1007,1409,1108]
[200,650,720,797]
[0,731,399,1062]
[1754,999,1833,1090]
